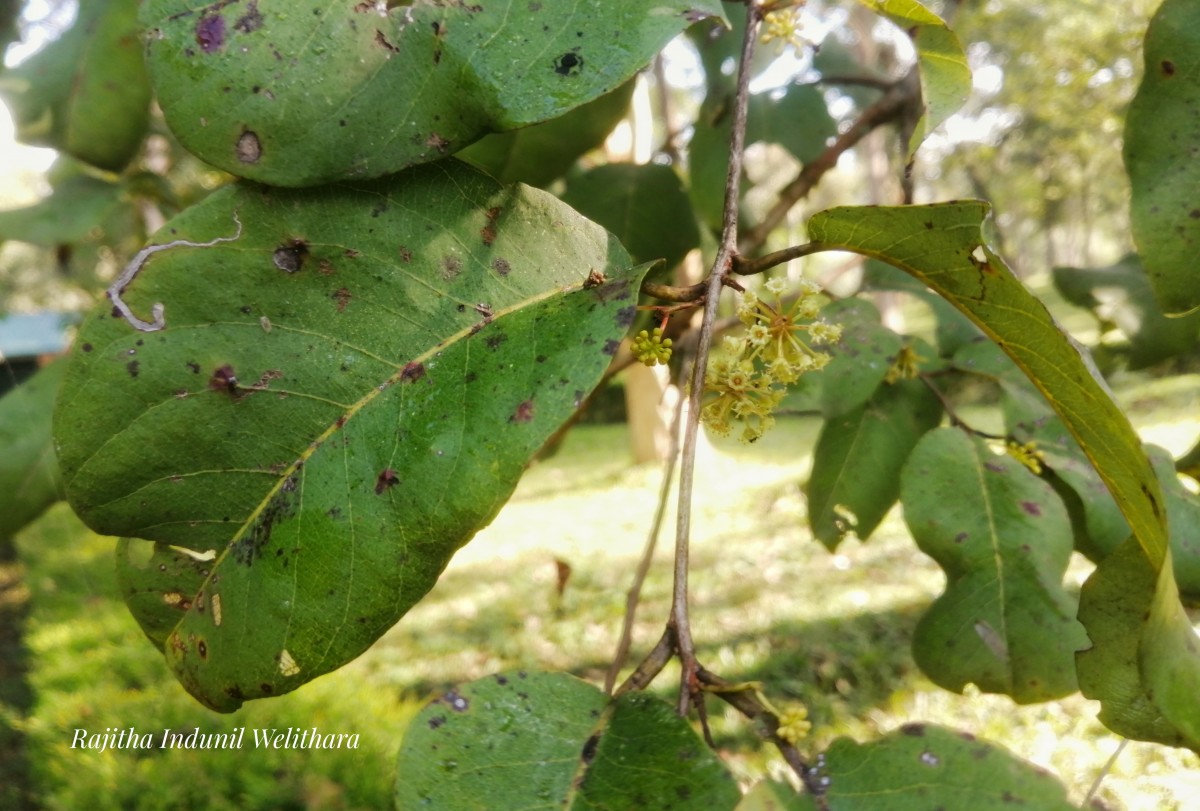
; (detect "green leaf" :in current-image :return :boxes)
[1124,0,1200,315]
[812,724,1078,810]
[902,428,1085,702]
[747,86,839,166]
[1149,446,1200,602]
[559,163,700,269]
[953,338,1132,564]
[459,81,635,187]
[54,161,648,711]
[862,259,980,356]
[806,379,941,549]
[0,0,150,172]
[1076,537,1194,746]
[807,201,1200,748]
[1053,255,1200,369]
[393,671,739,810]
[818,298,902,418]
[142,0,726,187]
[855,0,971,155]
[0,175,125,248]
[0,359,66,539]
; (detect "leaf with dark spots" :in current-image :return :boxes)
[142,0,726,185]
[331,287,352,312]
[492,257,511,276]
[56,160,649,711]
[902,429,1086,702]
[126,360,141,378]
[602,339,619,356]
[485,333,507,350]
[395,671,737,809]
[615,306,636,328]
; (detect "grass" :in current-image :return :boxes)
[10,369,1200,809]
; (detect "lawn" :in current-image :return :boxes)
[8,368,1200,809]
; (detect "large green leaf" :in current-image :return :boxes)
[559,163,700,269]
[0,0,150,171]
[817,298,902,418]
[805,378,941,549]
[459,81,635,188]
[855,0,971,155]
[142,0,725,187]
[953,339,1132,565]
[902,428,1085,702]
[803,724,1077,810]
[0,359,66,539]
[1053,255,1200,369]
[54,161,648,711]
[807,201,1200,747]
[1124,0,1200,315]
[393,671,739,810]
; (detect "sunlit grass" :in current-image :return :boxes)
[13,372,1200,809]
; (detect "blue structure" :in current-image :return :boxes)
[0,312,74,395]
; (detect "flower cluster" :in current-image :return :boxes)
[631,327,673,367]
[776,704,813,745]
[761,4,811,55]
[1006,439,1045,475]
[702,278,841,442]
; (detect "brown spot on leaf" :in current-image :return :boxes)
[126,360,140,378]
[398,245,413,263]
[901,723,926,736]
[510,399,535,423]
[486,333,508,350]
[332,287,352,312]
[426,132,450,153]
[196,14,225,52]
[602,339,620,356]
[581,733,600,764]
[375,469,399,494]
[441,255,462,279]
[1162,59,1176,76]
[81,342,93,352]
[273,240,309,273]
[198,640,208,658]
[1020,501,1042,516]
[209,364,238,394]
[481,206,502,246]
[375,29,398,52]
[236,130,261,163]
[233,1,263,33]
[492,257,511,276]
[474,302,494,318]
[400,361,426,382]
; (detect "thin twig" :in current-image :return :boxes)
[669,0,762,717]
[917,372,1004,439]
[1083,739,1127,807]
[615,626,675,696]
[733,241,828,276]
[605,382,686,694]
[696,668,830,807]
[738,72,916,255]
